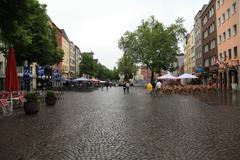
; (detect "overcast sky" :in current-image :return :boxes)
[38,0,209,69]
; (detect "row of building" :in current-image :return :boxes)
[0,19,82,90]
[49,20,82,79]
[184,0,240,90]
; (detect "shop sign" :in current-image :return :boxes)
[38,66,45,76]
[196,67,204,73]
[53,69,60,80]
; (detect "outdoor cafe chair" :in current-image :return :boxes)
[0,93,11,116]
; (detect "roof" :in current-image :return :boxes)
[61,29,70,42]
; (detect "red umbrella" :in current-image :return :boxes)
[5,47,19,91]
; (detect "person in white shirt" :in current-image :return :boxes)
[126,82,130,93]
[156,81,162,95]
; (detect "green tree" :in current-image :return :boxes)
[110,67,120,81]
[79,52,96,76]
[117,53,137,81]
[118,16,186,82]
[0,0,63,65]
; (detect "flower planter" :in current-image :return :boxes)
[45,96,57,106]
[24,102,39,115]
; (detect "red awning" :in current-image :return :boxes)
[5,47,19,91]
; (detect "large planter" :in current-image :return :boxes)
[24,102,39,115]
[45,96,57,106]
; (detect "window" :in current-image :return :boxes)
[234,46,238,58]
[227,28,231,39]
[204,45,209,53]
[229,49,232,59]
[220,53,223,60]
[218,35,222,44]
[210,23,215,33]
[212,40,215,49]
[222,13,225,23]
[217,0,220,9]
[226,8,230,19]
[224,51,227,60]
[205,59,209,67]
[218,17,221,27]
[232,2,236,14]
[223,32,226,42]
[210,40,216,49]
[220,0,224,5]
[203,16,208,25]
[209,8,214,18]
[204,30,208,39]
[233,24,237,36]
[210,56,216,65]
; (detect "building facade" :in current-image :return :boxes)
[194,5,207,77]
[201,0,218,84]
[173,53,184,77]
[49,20,63,78]
[75,45,81,77]
[69,41,76,78]
[184,31,194,74]
[216,0,240,89]
[191,31,196,74]
[61,29,70,79]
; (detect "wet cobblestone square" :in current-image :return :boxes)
[0,87,240,160]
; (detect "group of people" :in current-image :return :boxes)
[147,80,162,96]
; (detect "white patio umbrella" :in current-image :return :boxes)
[158,73,177,80]
[177,73,198,79]
[72,77,90,82]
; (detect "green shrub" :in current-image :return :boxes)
[25,92,38,102]
[46,91,56,97]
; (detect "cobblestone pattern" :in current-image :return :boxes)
[0,88,240,160]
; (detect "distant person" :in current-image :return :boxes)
[123,81,126,93]
[105,81,109,90]
[147,82,153,93]
[156,80,162,95]
[126,81,130,93]
[151,81,156,96]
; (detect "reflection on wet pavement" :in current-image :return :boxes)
[0,87,240,160]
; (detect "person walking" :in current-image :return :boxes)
[123,81,126,93]
[147,82,153,93]
[151,81,156,96]
[156,80,162,95]
[126,81,130,93]
[106,81,109,90]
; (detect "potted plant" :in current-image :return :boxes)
[45,91,57,106]
[24,92,39,115]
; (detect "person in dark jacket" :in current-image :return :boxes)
[123,81,126,93]
[151,81,156,96]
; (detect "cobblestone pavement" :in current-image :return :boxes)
[1,87,240,160]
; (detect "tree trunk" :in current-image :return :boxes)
[150,68,154,83]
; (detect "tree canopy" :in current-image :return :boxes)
[118,16,186,82]
[0,0,64,65]
[117,53,137,80]
[79,52,119,81]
